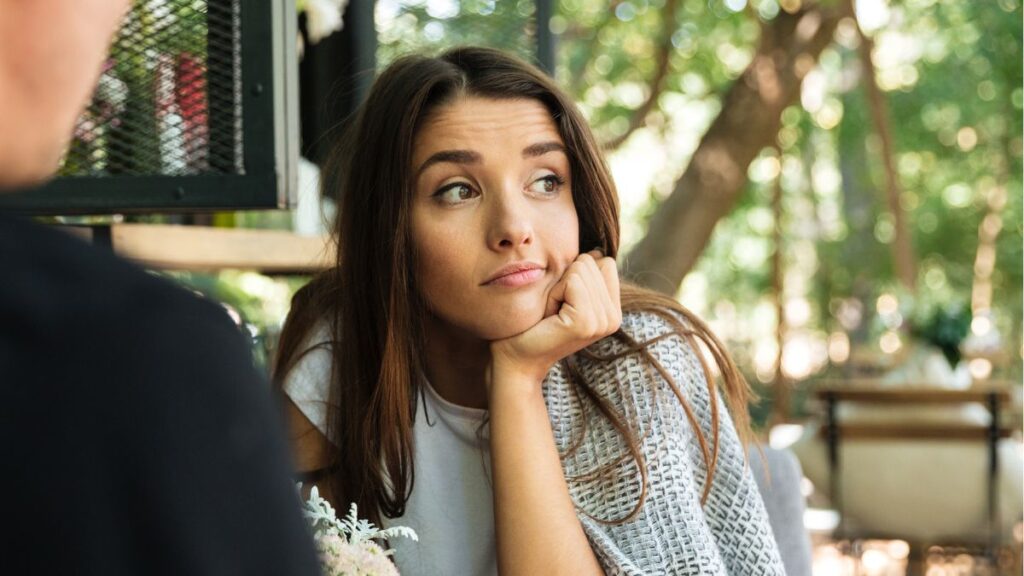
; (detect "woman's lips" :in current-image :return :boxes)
[485,268,545,287]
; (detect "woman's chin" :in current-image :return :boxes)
[476,306,546,341]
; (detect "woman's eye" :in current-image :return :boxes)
[528,174,565,196]
[434,183,478,205]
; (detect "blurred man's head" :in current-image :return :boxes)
[0,0,129,189]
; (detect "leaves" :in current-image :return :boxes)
[297,484,419,551]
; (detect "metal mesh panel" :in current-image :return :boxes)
[60,0,243,178]
[376,0,540,69]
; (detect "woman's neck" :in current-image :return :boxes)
[421,314,491,410]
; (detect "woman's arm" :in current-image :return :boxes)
[284,398,336,503]
[489,373,604,576]
[488,250,620,576]
[279,337,338,502]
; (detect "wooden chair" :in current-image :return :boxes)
[814,380,1015,568]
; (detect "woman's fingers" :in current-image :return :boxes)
[568,254,600,335]
[559,271,589,329]
[596,256,622,327]
[588,254,618,332]
[584,254,612,334]
[558,250,619,339]
[544,274,567,318]
[582,251,621,335]
[544,250,622,341]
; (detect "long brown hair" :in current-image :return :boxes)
[273,46,755,529]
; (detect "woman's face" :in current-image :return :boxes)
[410,96,580,341]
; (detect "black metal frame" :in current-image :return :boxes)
[824,390,1006,565]
[300,0,554,167]
[1,0,554,215]
[299,0,377,167]
[0,0,298,215]
[536,0,556,75]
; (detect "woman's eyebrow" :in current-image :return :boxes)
[522,141,566,158]
[416,149,481,178]
[416,141,567,179]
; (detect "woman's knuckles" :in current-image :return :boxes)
[496,254,623,373]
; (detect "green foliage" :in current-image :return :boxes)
[369,0,1022,417]
[692,1,1021,397]
[377,0,539,66]
[909,299,972,368]
[152,0,1020,421]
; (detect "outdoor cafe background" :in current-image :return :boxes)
[2,0,1020,574]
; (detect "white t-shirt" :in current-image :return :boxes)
[283,332,498,576]
[283,311,789,575]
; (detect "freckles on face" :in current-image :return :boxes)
[410,97,581,341]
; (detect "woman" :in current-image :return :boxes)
[275,46,784,575]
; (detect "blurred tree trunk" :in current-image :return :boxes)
[769,143,790,425]
[970,186,1006,317]
[855,19,917,292]
[970,142,1011,319]
[623,1,850,294]
[837,52,879,369]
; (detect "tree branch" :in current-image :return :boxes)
[567,0,625,97]
[601,0,682,151]
[854,16,917,292]
[622,1,850,294]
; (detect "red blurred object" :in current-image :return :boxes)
[175,52,209,170]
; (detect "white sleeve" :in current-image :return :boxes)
[281,324,334,441]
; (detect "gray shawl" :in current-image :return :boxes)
[286,309,786,574]
[544,310,786,575]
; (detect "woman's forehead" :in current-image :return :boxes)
[413,96,564,154]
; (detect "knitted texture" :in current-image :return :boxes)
[542,310,785,575]
[284,310,785,575]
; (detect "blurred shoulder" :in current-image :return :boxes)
[282,322,334,390]
[281,321,335,444]
[0,214,244,359]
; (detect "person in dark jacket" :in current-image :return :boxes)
[0,2,320,573]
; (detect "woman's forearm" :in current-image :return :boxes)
[489,373,604,576]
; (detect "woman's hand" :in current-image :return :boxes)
[489,249,622,394]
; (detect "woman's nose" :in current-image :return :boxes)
[486,189,534,251]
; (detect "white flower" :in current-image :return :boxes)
[296,483,418,575]
[304,0,349,45]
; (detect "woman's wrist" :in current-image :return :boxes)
[487,353,550,403]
